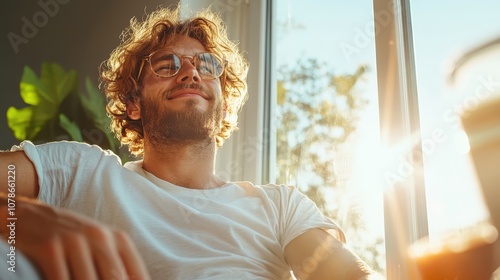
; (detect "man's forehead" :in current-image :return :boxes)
[159,36,207,55]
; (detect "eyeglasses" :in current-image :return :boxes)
[137,51,225,80]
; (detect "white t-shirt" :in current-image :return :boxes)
[13,141,345,280]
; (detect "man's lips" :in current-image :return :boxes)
[167,89,209,100]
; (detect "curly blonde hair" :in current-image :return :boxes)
[100,5,248,157]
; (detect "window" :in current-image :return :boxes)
[272,0,500,278]
[411,0,499,237]
[274,0,386,274]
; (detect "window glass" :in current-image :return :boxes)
[275,0,386,274]
[410,0,500,236]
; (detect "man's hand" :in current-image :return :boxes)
[0,195,150,280]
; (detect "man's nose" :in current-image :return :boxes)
[176,57,201,83]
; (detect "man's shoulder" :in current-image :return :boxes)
[232,181,300,197]
[42,140,118,157]
[13,140,108,152]
[11,140,124,166]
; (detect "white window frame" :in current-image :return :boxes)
[373,0,428,278]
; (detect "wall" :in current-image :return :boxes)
[0,0,178,149]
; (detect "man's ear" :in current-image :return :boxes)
[126,100,141,120]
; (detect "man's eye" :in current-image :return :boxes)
[198,64,214,74]
[155,61,178,72]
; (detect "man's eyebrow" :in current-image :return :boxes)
[151,53,175,63]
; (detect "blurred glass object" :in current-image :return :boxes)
[449,36,500,231]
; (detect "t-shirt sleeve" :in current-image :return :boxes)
[277,185,346,248]
[10,140,113,207]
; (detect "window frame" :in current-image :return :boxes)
[372,0,428,278]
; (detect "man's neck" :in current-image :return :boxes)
[141,139,224,189]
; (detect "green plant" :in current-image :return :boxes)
[6,62,129,162]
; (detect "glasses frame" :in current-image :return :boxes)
[136,51,226,81]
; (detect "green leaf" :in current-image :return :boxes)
[80,78,108,127]
[7,63,79,141]
[80,77,118,151]
[59,114,83,141]
[20,83,40,106]
[40,63,78,104]
[7,106,42,140]
[20,66,52,104]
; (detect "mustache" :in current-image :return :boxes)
[163,83,212,99]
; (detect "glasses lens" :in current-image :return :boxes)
[150,52,181,77]
[195,53,224,79]
[148,52,224,79]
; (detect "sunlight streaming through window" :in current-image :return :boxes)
[274,0,386,274]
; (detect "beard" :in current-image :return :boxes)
[141,95,223,146]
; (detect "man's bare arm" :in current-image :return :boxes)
[285,228,385,280]
[0,150,150,279]
[0,195,151,280]
[0,150,39,198]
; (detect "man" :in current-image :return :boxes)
[0,6,384,280]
